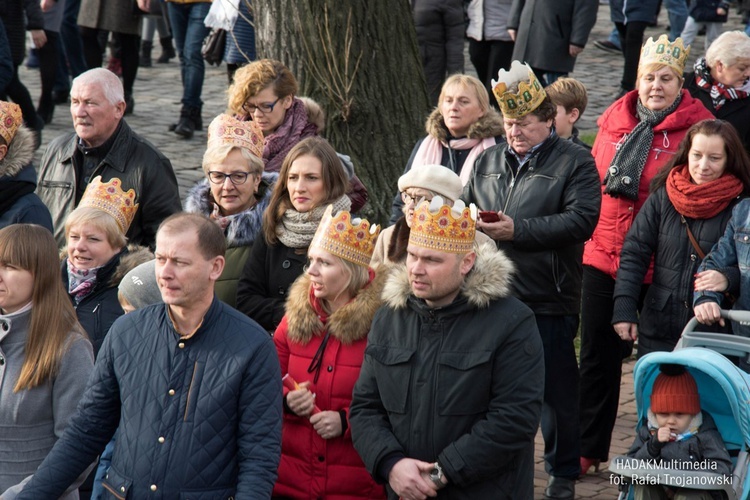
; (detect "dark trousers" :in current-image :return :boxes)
[537,313,581,479]
[80,28,140,95]
[37,30,59,111]
[579,266,642,460]
[468,38,514,108]
[615,21,649,91]
[1,65,39,130]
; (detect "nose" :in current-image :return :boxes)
[221,176,234,189]
[307,261,319,276]
[509,124,521,137]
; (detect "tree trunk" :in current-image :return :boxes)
[253,0,430,224]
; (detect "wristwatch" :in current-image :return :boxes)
[429,462,447,490]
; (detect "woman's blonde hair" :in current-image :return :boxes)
[439,74,491,115]
[310,253,370,314]
[65,206,127,249]
[0,225,85,391]
[262,137,349,245]
[637,62,684,84]
[201,144,264,177]
[227,59,298,115]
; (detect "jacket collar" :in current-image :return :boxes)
[382,242,516,311]
[60,119,132,173]
[284,268,387,345]
[425,107,505,143]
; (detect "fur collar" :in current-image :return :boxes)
[184,172,278,248]
[382,242,515,310]
[425,107,504,143]
[0,127,35,179]
[284,269,388,345]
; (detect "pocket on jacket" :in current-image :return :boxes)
[437,350,492,415]
[101,465,132,500]
[179,487,235,499]
[734,230,750,271]
[640,283,674,339]
[366,345,415,414]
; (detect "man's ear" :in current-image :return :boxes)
[209,255,226,281]
[460,251,476,277]
[0,144,7,161]
[569,108,580,124]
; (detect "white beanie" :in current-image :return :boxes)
[397,164,463,202]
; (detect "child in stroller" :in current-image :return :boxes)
[627,363,732,499]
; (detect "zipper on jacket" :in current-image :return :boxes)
[184,361,198,421]
[502,156,528,215]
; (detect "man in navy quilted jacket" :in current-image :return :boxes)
[17,213,283,499]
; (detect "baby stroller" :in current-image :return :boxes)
[610,310,750,500]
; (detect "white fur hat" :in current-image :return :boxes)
[397,164,463,202]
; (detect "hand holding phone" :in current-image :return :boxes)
[479,210,500,223]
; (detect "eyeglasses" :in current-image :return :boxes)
[243,97,281,115]
[208,171,253,185]
[401,191,430,206]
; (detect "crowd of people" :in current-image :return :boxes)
[1,2,750,499]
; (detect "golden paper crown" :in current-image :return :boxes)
[491,61,547,119]
[639,35,689,75]
[409,197,477,254]
[311,205,380,267]
[79,176,139,233]
[207,113,264,159]
[0,101,22,145]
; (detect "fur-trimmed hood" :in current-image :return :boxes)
[0,126,35,179]
[184,172,278,248]
[283,268,388,345]
[425,107,504,143]
[382,242,515,310]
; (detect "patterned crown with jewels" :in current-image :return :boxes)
[639,34,690,75]
[207,113,264,159]
[0,101,22,145]
[311,205,380,267]
[491,61,547,119]
[79,176,139,233]
[409,197,477,254]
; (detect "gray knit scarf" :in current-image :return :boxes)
[603,93,683,200]
[276,195,351,248]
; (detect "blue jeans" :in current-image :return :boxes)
[664,0,688,41]
[168,1,210,109]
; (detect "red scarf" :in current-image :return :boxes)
[666,165,743,219]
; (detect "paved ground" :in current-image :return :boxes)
[17,4,746,498]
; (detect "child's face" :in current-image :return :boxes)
[553,105,577,139]
[119,297,135,314]
[654,412,694,434]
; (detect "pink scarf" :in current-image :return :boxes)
[412,135,496,185]
[262,98,318,173]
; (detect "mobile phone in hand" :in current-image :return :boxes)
[479,210,500,223]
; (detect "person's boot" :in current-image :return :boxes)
[157,37,176,63]
[140,40,153,68]
[37,96,55,125]
[124,93,135,115]
[173,106,201,139]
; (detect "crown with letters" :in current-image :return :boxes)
[639,34,690,75]
[409,197,477,254]
[491,61,547,119]
[311,205,380,267]
[207,113,264,159]
[0,101,22,145]
[79,176,139,233]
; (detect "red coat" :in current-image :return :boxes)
[273,270,386,500]
[583,89,714,279]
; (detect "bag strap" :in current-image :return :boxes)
[682,214,705,260]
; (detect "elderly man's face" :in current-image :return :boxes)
[503,114,553,156]
[406,244,475,308]
[70,82,125,148]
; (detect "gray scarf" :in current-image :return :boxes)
[276,195,351,248]
[603,93,683,200]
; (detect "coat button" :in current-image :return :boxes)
[609,166,619,176]
[744,236,749,242]
[690,254,697,261]
[0,320,8,332]
[0,356,4,365]
[282,260,291,269]
[178,342,185,349]
[150,484,157,491]
[158,436,165,443]
[278,287,286,296]
[622,176,632,185]
[120,486,125,492]
[168,389,175,396]
[327,365,333,372]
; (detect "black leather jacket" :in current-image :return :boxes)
[464,134,601,315]
[36,120,181,248]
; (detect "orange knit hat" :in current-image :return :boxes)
[650,364,700,415]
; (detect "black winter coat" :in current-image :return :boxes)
[612,186,739,355]
[16,298,283,499]
[62,248,127,357]
[351,245,544,499]
[463,135,601,315]
[684,72,750,155]
[236,235,307,332]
